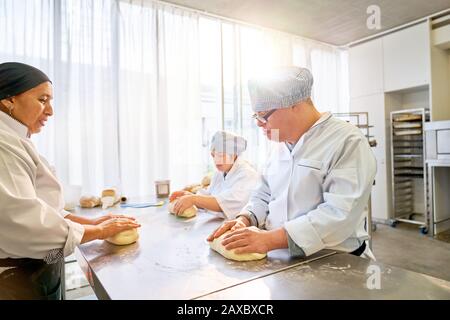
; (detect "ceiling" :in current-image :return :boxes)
[162,0,450,46]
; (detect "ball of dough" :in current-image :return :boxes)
[183,183,201,193]
[105,228,139,245]
[201,175,211,187]
[209,231,267,261]
[190,185,204,194]
[168,200,197,218]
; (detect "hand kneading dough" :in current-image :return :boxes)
[106,228,139,245]
[168,200,197,218]
[209,231,267,261]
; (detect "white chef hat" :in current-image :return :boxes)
[247,66,313,112]
[210,131,247,156]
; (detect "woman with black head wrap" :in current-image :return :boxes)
[0,62,140,299]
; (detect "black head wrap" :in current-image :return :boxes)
[0,62,52,101]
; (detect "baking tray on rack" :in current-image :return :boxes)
[395,174,424,178]
[395,204,413,211]
[394,157,411,162]
[395,207,414,215]
[395,168,423,175]
[395,187,413,195]
[395,157,423,165]
[393,122,422,129]
[392,114,423,122]
[394,154,423,159]
[396,194,413,201]
[393,141,424,148]
[394,161,413,168]
[395,181,412,189]
[393,129,423,136]
[393,148,423,154]
[394,148,423,156]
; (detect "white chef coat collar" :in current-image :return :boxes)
[0,111,29,139]
[310,111,332,129]
[284,112,332,156]
[223,156,243,180]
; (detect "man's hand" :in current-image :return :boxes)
[173,195,197,215]
[221,227,289,255]
[207,216,251,242]
[169,190,193,202]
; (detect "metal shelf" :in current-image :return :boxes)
[390,108,429,232]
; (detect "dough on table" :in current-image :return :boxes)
[79,195,101,208]
[190,185,204,194]
[183,183,201,193]
[201,175,211,187]
[209,231,267,261]
[168,200,197,218]
[105,228,139,245]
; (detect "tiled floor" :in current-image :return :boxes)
[64,224,450,299]
[64,255,96,300]
[66,285,96,300]
[436,229,450,243]
[372,222,450,281]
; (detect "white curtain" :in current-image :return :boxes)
[0,0,56,160]
[118,1,204,195]
[0,0,349,196]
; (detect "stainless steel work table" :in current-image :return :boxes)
[74,197,450,300]
[199,253,450,300]
[74,198,334,299]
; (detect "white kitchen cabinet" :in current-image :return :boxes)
[383,22,430,92]
[349,38,384,98]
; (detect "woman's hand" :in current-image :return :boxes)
[207,216,250,242]
[173,195,196,215]
[97,217,141,240]
[169,190,193,202]
[91,213,136,225]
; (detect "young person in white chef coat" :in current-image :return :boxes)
[170,130,260,219]
[208,67,377,259]
[0,62,140,299]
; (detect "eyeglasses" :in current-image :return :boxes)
[252,109,277,124]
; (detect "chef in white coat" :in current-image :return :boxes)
[208,67,377,259]
[170,130,260,219]
[0,62,140,299]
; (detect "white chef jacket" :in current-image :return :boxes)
[198,156,260,219]
[243,112,377,257]
[0,111,84,261]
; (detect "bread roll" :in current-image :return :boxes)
[201,175,211,187]
[79,195,101,208]
[190,185,204,194]
[182,183,201,193]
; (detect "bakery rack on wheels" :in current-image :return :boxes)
[333,112,377,249]
[390,108,429,234]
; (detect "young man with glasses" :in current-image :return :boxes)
[208,67,377,260]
